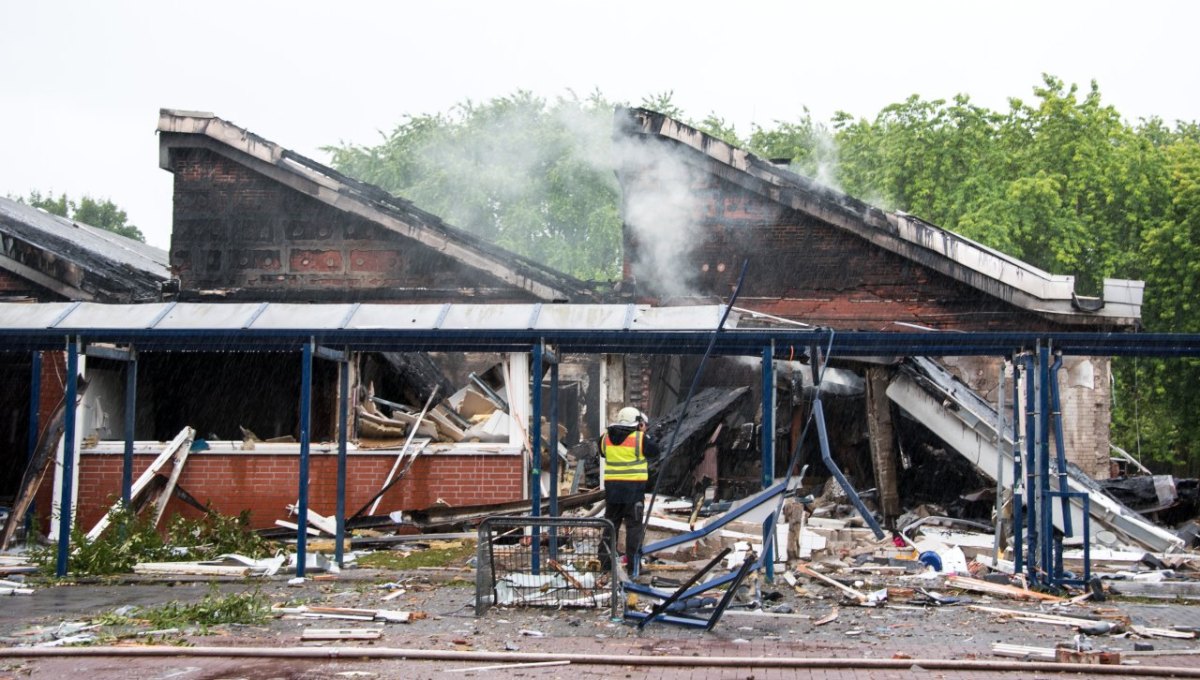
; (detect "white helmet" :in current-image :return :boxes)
[615,406,646,426]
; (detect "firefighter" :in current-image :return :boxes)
[599,406,659,570]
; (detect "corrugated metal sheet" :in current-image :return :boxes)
[0,301,734,332]
[0,197,170,280]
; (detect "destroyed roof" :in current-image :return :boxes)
[157,109,595,303]
[616,108,1143,327]
[0,301,733,346]
[0,196,170,302]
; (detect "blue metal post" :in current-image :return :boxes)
[530,342,543,574]
[25,351,42,534]
[1047,352,1073,538]
[122,348,137,505]
[814,397,884,539]
[55,340,79,578]
[548,360,559,560]
[1038,343,1053,582]
[1011,357,1024,574]
[761,343,775,579]
[296,342,313,578]
[1023,353,1038,581]
[335,353,349,567]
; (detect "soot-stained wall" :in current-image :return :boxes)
[625,172,1072,333]
[167,148,532,302]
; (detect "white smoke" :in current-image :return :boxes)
[612,135,706,299]
[810,128,842,193]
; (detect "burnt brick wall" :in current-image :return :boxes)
[168,148,532,301]
[625,173,1072,332]
[33,451,524,531]
[0,267,60,299]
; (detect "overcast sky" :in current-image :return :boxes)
[2,0,1196,250]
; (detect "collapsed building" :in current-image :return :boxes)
[610,108,1142,518]
[0,107,1170,569]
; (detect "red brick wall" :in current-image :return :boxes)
[168,148,531,301]
[34,451,524,531]
[35,351,67,434]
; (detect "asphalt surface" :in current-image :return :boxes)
[2,565,1200,679]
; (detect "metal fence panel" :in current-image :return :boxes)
[476,516,619,618]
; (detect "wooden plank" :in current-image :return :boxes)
[151,435,191,528]
[275,520,321,537]
[0,380,89,551]
[547,559,585,590]
[300,628,381,641]
[946,575,1065,603]
[87,427,194,541]
[133,562,251,577]
[370,389,438,516]
[284,506,337,536]
[969,605,1114,632]
[991,643,1057,660]
[1131,624,1196,640]
[795,564,867,602]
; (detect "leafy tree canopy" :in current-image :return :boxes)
[15,190,145,242]
[327,78,1200,470]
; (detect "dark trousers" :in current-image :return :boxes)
[603,496,644,565]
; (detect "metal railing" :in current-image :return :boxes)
[476,516,619,618]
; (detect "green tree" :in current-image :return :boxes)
[1114,132,1200,469]
[748,109,841,187]
[18,191,145,242]
[326,91,623,280]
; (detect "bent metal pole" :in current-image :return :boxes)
[639,259,749,558]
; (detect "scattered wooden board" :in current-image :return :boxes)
[0,380,89,551]
[88,427,194,541]
[795,564,867,603]
[946,575,1065,603]
[1131,624,1196,640]
[991,643,1057,660]
[132,562,251,577]
[300,628,382,641]
[813,607,839,626]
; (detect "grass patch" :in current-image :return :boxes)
[357,540,476,570]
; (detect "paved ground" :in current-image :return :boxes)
[1,566,1199,679]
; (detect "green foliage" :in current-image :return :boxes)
[326,91,623,281]
[165,509,277,560]
[30,504,276,577]
[138,586,271,630]
[748,109,840,187]
[16,191,145,242]
[814,74,1200,468]
[31,504,171,576]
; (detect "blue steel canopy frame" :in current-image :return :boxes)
[8,317,1200,579]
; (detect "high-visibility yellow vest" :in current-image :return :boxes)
[603,431,647,482]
